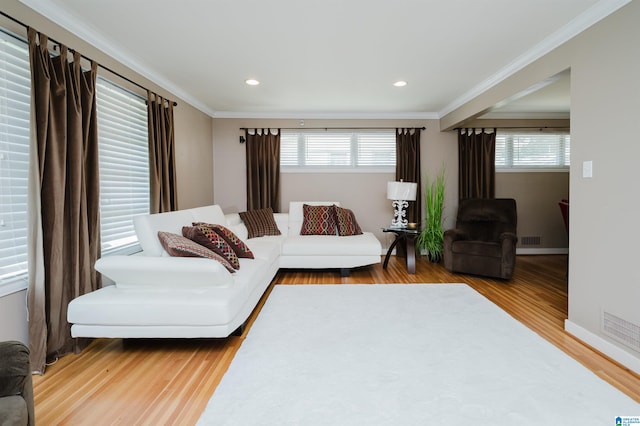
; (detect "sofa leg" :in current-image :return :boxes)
[340,268,350,277]
[231,323,246,337]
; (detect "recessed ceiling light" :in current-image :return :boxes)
[245,79,260,86]
[393,81,407,87]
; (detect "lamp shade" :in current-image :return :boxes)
[387,181,417,201]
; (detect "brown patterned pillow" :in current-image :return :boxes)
[192,222,254,259]
[335,206,363,236]
[157,231,235,273]
[300,204,338,236]
[182,225,240,269]
[239,208,281,239]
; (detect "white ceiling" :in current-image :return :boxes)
[20,0,628,118]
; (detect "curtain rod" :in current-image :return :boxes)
[456,126,568,130]
[240,127,426,131]
[0,11,177,107]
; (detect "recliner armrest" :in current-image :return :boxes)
[499,232,518,243]
[443,229,468,242]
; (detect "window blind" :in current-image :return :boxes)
[496,130,570,169]
[96,77,149,255]
[281,130,395,171]
[0,31,30,290]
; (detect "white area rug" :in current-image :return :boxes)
[198,284,639,425]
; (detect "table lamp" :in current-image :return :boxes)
[387,180,417,228]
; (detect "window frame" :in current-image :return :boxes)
[280,129,396,173]
[495,129,570,173]
[96,76,150,257]
[0,28,31,296]
[0,26,153,296]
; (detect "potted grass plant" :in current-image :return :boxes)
[417,165,445,262]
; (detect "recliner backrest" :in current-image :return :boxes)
[456,198,517,242]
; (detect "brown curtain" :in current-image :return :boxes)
[396,128,421,225]
[458,128,496,200]
[148,91,177,213]
[27,28,101,373]
[245,129,281,212]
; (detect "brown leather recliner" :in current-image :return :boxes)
[0,341,35,426]
[443,198,518,280]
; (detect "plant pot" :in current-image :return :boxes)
[428,252,441,263]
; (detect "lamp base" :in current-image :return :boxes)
[391,200,409,228]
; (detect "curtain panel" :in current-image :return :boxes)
[395,128,422,225]
[27,28,101,373]
[148,91,178,213]
[458,128,496,200]
[245,129,281,212]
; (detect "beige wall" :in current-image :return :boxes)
[212,118,457,249]
[0,1,214,342]
[496,172,569,250]
[443,2,640,369]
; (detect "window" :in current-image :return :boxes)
[0,30,30,294]
[96,77,149,255]
[281,130,395,172]
[496,130,570,170]
[0,27,151,294]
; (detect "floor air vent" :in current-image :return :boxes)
[520,236,541,246]
[602,311,640,353]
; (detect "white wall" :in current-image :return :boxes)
[0,290,29,344]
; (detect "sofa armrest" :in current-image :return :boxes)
[443,229,468,271]
[499,232,518,279]
[443,229,468,243]
[0,341,34,426]
[499,232,518,244]
[95,256,234,288]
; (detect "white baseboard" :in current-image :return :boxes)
[564,319,640,375]
[516,248,569,255]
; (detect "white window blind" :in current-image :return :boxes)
[496,130,570,170]
[96,77,149,255]
[0,31,30,292]
[281,130,395,172]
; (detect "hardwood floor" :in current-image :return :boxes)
[32,255,640,424]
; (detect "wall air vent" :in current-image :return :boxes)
[602,311,640,353]
[520,236,541,246]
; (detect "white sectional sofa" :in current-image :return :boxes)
[67,201,381,339]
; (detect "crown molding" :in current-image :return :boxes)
[211,111,438,120]
[20,0,629,120]
[438,0,631,118]
[18,0,216,117]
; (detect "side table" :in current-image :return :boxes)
[382,227,420,274]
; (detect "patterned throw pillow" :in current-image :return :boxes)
[192,222,254,259]
[300,204,338,236]
[335,206,363,236]
[239,208,281,239]
[157,231,236,273]
[182,225,240,269]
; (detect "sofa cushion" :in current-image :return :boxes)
[199,223,254,259]
[182,225,240,269]
[282,233,381,256]
[335,206,363,236]
[300,204,338,236]
[0,395,28,426]
[158,231,236,272]
[288,201,340,236]
[240,208,281,239]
